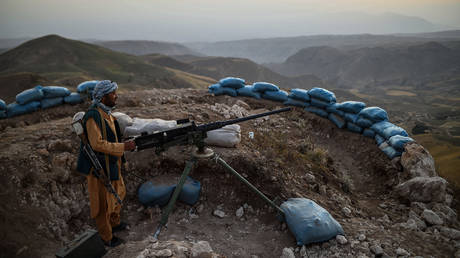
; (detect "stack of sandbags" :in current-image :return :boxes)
[208,77,245,97]
[253,82,288,102]
[77,80,99,99]
[305,87,336,118]
[236,84,261,99]
[138,177,201,207]
[7,86,44,117]
[40,86,71,109]
[337,101,367,134]
[0,99,6,119]
[284,88,310,107]
[64,93,84,105]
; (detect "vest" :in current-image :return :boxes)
[76,106,125,180]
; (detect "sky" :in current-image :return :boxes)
[1,0,460,42]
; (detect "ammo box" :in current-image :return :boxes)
[55,229,106,258]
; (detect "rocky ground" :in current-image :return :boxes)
[0,88,459,258]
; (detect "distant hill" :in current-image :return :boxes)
[185,30,460,63]
[266,41,460,88]
[142,54,324,89]
[94,40,203,56]
[0,35,215,96]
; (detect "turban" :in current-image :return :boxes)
[92,80,118,103]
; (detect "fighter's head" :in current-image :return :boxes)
[93,80,118,107]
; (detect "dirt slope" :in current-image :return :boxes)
[0,89,458,258]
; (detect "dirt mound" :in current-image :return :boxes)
[0,88,458,257]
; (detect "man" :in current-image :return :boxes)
[77,80,135,247]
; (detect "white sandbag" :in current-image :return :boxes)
[112,112,134,135]
[124,118,177,137]
[204,124,241,148]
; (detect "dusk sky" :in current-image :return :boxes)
[1,0,460,42]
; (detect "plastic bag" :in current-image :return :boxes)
[64,93,84,104]
[219,77,245,89]
[305,106,328,118]
[262,90,288,102]
[288,88,310,102]
[237,85,261,99]
[388,135,414,152]
[328,113,345,129]
[204,124,241,148]
[16,86,44,105]
[358,107,388,122]
[124,118,177,137]
[308,87,336,103]
[284,98,309,107]
[7,101,41,117]
[112,112,134,136]
[310,98,332,109]
[337,101,366,114]
[42,86,71,98]
[281,198,345,246]
[178,177,201,205]
[326,103,345,117]
[362,128,376,138]
[347,122,363,133]
[138,181,175,207]
[0,99,6,110]
[382,125,409,139]
[77,80,98,93]
[253,82,280,92]
[371,121,394,136]
[41,97,63,109]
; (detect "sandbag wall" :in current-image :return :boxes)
[208,77,415,160]
[0,80,97,119]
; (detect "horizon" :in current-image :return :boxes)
[1,0,460,42]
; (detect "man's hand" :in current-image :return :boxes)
[124,140,136,151]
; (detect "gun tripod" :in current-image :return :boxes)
[152,146,285,240]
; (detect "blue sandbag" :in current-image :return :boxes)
[42,86,71,98]
[381,145,402,159]
[219,77,245,89]
[0,110,6,119]
[288,88,310,102]
[77,80,98,93]
[375,134,386,145]
[280,198,344,246]
[355,117,373,128]
[253,82,280,92]
[347,122,363,133]
[284,98,309,107]
[138,181,176,207]
[64,93,84,104]
[262,90,288,102]
[328,113,345,129]
[0,99,6,110]
[382,125,409,139]
[337,101,366,114]
[371,121,394,136]
[41,97,63,109]
[16,86,44,105]
[326,103,345,117]
[237,85,261,99]
[305,106,328,118]
[308,87,336,103]
[389,135,414,152]
[343,113,358,123]
[362,128,375,138]
[357,107,388,122]
[310,98,332,109]
[178,177,201,205]
[209,84,237,97]
[7,101,41,117]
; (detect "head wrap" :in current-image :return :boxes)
[92,80,118,103]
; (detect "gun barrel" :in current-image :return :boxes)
[197,107,291,131]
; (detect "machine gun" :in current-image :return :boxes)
[134,107,292,154]
[132,107,292,240]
